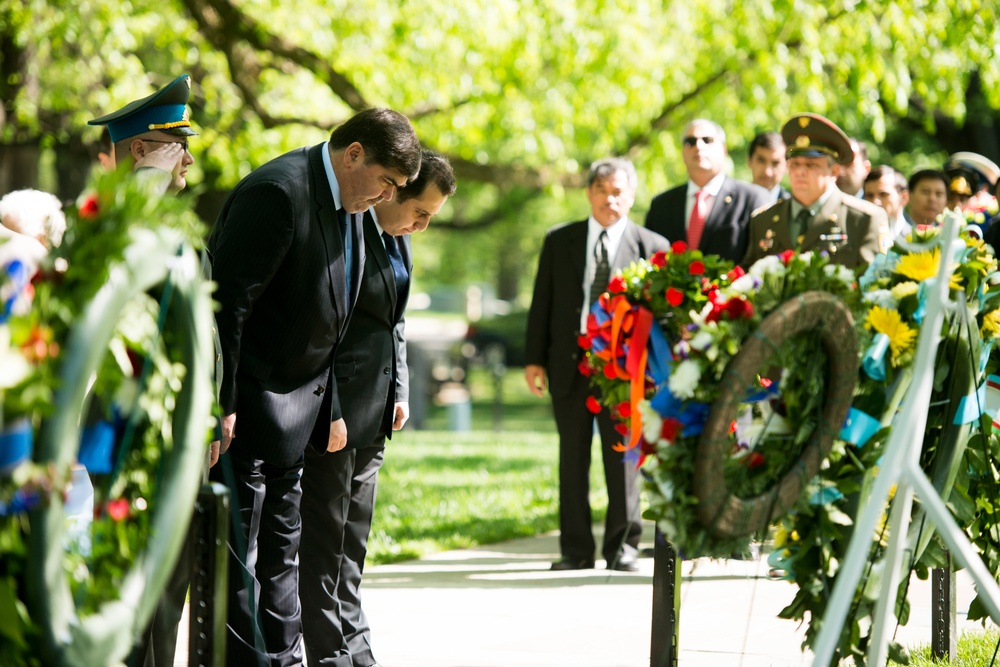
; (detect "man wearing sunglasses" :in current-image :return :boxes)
[645,119,770,262]
[88,74,196,193]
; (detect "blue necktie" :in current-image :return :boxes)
[382,231,408,296]
[339,208,354,296]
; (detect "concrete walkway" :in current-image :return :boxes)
[177,525,989,666]
[358,527,985,667]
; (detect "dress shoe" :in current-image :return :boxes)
[550,557,595,571]
[608,553,640,572]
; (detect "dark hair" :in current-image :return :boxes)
[865,165,907,192]
[329,108,422,180]
[397,149,456,202]
[908,168,948,192]
[587,157,637,191]
[748,131,785,156]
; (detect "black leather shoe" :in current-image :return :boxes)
[608,554,640,572]
[550,557,595,571]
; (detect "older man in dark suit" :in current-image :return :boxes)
[208,108,421,667]
[300,151,456,667]
[525,157,669,572]
[645,119,770,261]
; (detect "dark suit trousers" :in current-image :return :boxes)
[301,443,384,667]
[552,382,642,563]
[212,445,305,667]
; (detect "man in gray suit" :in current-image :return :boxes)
[645,119,770,261]
[525,157,669,572]
[209,108,421,667]
[300,151,456,667]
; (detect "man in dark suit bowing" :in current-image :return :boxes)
[299,150,456,667]
[646,119,770,262]
[208,108,421,667]
[525,157,669,572]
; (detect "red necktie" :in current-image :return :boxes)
[688,189,708,250]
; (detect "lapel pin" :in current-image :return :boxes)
[724,196,732,204]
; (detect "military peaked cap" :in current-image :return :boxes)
[89,74,197,143]
[781,113,853,166]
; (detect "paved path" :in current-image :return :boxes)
[178,525,988,666]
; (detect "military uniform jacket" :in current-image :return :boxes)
[524,219,670,399]
[742,188,889,269]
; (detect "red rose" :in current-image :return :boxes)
[585,396,602,414]
[79,194,100,220]
[106,498,130,522]
[779,249,795,265]
[617,401,631,418]
[728,420,738,435]
[607,275,626,293]
[688,260,705,276]
[671,241,688,254]
[578,358,593,377]
[760,377,772,388]
[661,417,682,442]
[640,436,657,456]
[723,297,753,319]
[577,334,592,350]
[614,423,629,435]
[603,363,618,380]
[746,452,765,469]
[650,251,667,268]
[727,266,746,281]
[666,287,684,307]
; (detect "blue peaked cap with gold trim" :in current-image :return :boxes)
[88,74,198,143]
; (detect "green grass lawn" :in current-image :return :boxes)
[368,367,609,565]
[902,627,1000,665]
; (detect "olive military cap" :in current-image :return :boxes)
[88,74,198,143]
[781,113,853,166]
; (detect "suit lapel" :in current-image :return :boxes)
[704,176,732,231]
[363,212,397,316]
[803,189,844,248]
[309,144,345,325]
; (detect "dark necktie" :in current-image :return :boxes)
[792,208,811,247]
[589,230,610,307]
[338,208,354,295]
[382,231,408,296]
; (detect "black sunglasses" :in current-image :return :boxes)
[682,136,716,147]
[143,138,190,151]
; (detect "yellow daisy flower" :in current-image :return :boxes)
[865,306,917,366]
[895,248,963,290]
[983,308,1000,340]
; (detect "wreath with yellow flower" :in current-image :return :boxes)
[0,168,215,666]
[583,213,1000,661]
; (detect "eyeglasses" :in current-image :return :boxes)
[143,138,191,152]
[682,136,716,147]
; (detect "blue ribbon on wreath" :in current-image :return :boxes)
[862,333,890,381]
[644,321,711,436]
[1,259,31,324]
[839,407,882,447]
[0,418,33,476]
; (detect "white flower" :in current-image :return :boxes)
[638,400,662,445]
[730,273,760,294]
[749,254,786,278]
[863,288,897,310]
[799,251,815,264]
[668,359,701,399]
[823,263,855,287]
[0,325,31,389]
[690,330,713,352]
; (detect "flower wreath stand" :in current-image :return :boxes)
[27,226,215,666]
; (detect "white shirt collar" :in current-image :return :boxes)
[321,141,344,211]
[687,172,726,198]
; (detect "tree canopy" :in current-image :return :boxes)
[3,0,999,301]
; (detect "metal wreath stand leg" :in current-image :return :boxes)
[811,215,1000,666]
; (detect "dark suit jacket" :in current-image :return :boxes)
[644,176,770,262]
[742,189,890,269]
[525,219,670,400]
[209,143,364,467]
[335,212,409,450]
